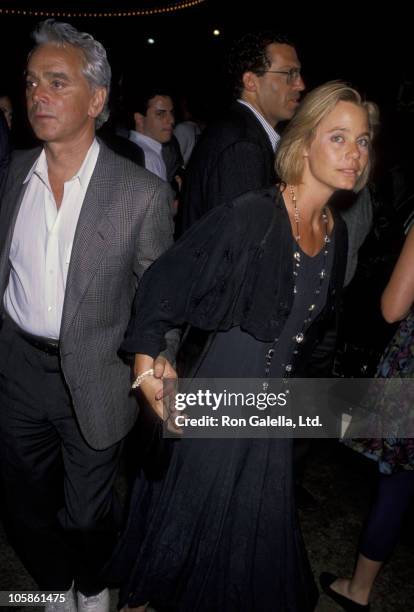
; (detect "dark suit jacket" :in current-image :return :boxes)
[99,130,145,167]
[178,102,277,234]
[0,141,174,450]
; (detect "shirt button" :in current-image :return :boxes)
[48,306,52,312]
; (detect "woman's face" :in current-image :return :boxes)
[305,100,370,193]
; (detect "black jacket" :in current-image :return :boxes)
[177,102,277,234]
[122,187,348,374]
[0,111,10,195]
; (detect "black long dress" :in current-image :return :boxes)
[109,238,334,612]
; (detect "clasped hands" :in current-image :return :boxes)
[133,353,181,433]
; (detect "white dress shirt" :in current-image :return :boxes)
[174,121,201,166]
[237,99,280,152]
[129,130,167,180]
[4,139,100,339]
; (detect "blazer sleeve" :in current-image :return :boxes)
[121,203,246,358]
[134,179,175,280]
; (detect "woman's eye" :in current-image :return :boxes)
[357,137,370,148]
[330,134,344,143]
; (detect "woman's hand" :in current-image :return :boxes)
[133,353,180,431]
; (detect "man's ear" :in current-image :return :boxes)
[88,87,107,120]
[242,71,260,94]
[133,112,145,133]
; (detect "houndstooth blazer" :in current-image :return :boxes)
[0,141,174,449]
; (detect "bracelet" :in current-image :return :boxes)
[131,368,154,389]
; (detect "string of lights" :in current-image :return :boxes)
[0,0,206,18]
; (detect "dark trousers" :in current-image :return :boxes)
[359,470,414,562]
[0,316,122,594]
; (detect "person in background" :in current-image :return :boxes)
[177,29,305,234]
[128,87,176,181]
[0,108,10,191]
[321,223,414,612]
[0,93,13,131]
[173,94,204,166]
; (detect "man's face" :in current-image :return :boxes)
[26,43,105,145]
[137,95,174,144]
[246,43,305,127]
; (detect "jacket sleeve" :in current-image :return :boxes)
[121,202,246,358]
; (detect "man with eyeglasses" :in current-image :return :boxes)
[176,30,305,234]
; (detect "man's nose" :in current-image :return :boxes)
[294,75,305,91]
[30,83,48,104]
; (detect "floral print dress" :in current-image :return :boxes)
[346,311,414,474]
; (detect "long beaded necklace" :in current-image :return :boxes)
[263,186,331,382]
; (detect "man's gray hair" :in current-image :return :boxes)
[32,19,111,128]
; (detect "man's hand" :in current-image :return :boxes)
[153,354,178,399]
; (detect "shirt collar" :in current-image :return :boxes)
[237,99,280,152]
[23,138,100,188]
[129,130,163,155]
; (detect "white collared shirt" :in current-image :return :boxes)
[129,130,167,181]
[237,99,280,152]
[4,139,100,339]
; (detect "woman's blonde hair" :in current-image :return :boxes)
[275,80,379,191]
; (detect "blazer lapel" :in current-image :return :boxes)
[60,145,116,339]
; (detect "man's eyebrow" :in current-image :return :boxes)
[44,71,71,80]
[277,63,301,70]
[25,70,71,81]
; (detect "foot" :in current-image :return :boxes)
[319,572,370,611]
[77,588,110,612]
[330,577,370,606]
[45,584,77,612]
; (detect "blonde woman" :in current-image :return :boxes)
[111,82,378,612]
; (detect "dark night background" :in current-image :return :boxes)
[1,1,413,163]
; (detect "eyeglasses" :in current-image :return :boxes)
[262,68,302,84]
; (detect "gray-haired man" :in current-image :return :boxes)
[0,19,175,612]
